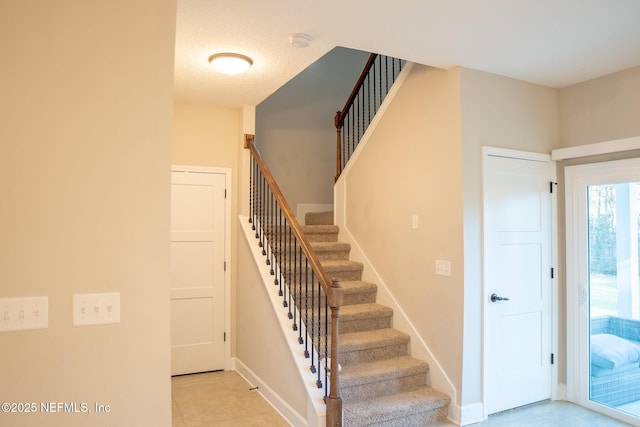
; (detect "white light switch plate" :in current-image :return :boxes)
[73,292,120,326]
[0,296,48,332]
[435,260,451,277]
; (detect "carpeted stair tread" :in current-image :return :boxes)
[309,241,351,252]
[343,386,450,426]
[303,225,339,242]
[340,280,377,292]
[321,260,364,281]
[309,241,351,261]
[339,328,410,352]
[321,260,363,271]
[302,224,339,234]
[305,211,334,225]
[340,356,429,388]
[339,280,378,305]
[340,303,393,321]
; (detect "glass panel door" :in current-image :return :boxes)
[588,182,640,416]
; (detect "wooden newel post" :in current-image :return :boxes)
[326,279,344,427]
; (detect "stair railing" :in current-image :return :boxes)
[245,134,344,427]
[334,53,404,181]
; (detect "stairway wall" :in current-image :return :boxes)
[256,47,370,211]
[236,216,327,427]
[335,64,464,419]
[336,63,561,424]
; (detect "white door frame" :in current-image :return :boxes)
[171,164,232,370]
[564,157,640,425]
[481,146,559,418]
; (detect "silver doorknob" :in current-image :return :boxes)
[490,293,509,303]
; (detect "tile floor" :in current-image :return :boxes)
[171,370,634,426]
[171,371,289,427]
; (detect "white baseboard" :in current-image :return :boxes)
[556,383,567,401]
[234,358,305,427]
[458,402,484,426]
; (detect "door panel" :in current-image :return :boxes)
[170,170,226,375]
[565,159,640,424]
[484,152,552,415]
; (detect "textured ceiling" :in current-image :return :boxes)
[174,0,640,108]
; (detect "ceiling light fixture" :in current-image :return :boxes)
[289,33,311,48]
[208,53,253,75]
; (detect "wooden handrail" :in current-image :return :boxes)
[334,53,377,182]
[333,54,403,182]
[334,53,378,128]
[245,135,336,299]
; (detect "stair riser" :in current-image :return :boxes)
[260,229,338,244]
[338,316,392,334]
[305,232,338,243]
[268,243,350,260]
[305,212,334,226]
[287,289,377,307]
[339,342,409,366]
[309,314,392,336]
[340,372,429,403]
[275,263,363,282]
[324,268,362,282]
[344,406,448,427]
[314,250,350,261]
[343,291,377,306]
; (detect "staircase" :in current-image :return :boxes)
[304,211,450,426]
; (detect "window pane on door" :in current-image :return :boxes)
[588,182,640,416]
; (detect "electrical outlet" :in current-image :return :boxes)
[0,296,48,332]
[73,292,120,326]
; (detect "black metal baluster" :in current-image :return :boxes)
[285,224,297,314]
[300,246,307,351]
[275,206,281,288]
[378,56,382,115]
[358,87,363,146]
[373,57,377,114]
[254,159,258,227]
[308,258,315,372]
[313,271,322,387]
[262,175,267,247]
[249,157,254,227]
[367,74,371,128]
[258,171,263,241]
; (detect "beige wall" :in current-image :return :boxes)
[236,224,309,420]
[559,66,640,148]
[344,65,466,399]
[171,103,242,357]
[460,68,559,408]
[172,103,241,169]
[0,2,176,426]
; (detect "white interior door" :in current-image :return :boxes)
[483,149,553,415]
[171,168,226,375]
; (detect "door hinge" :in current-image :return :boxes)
[551,353,555,365]
[224,261,227,271]
[551,267,555,279]
[224,332,226,342]
[224,188,227,198]
[550,181,557,194]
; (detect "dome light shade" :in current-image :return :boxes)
[208,53,253,75]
